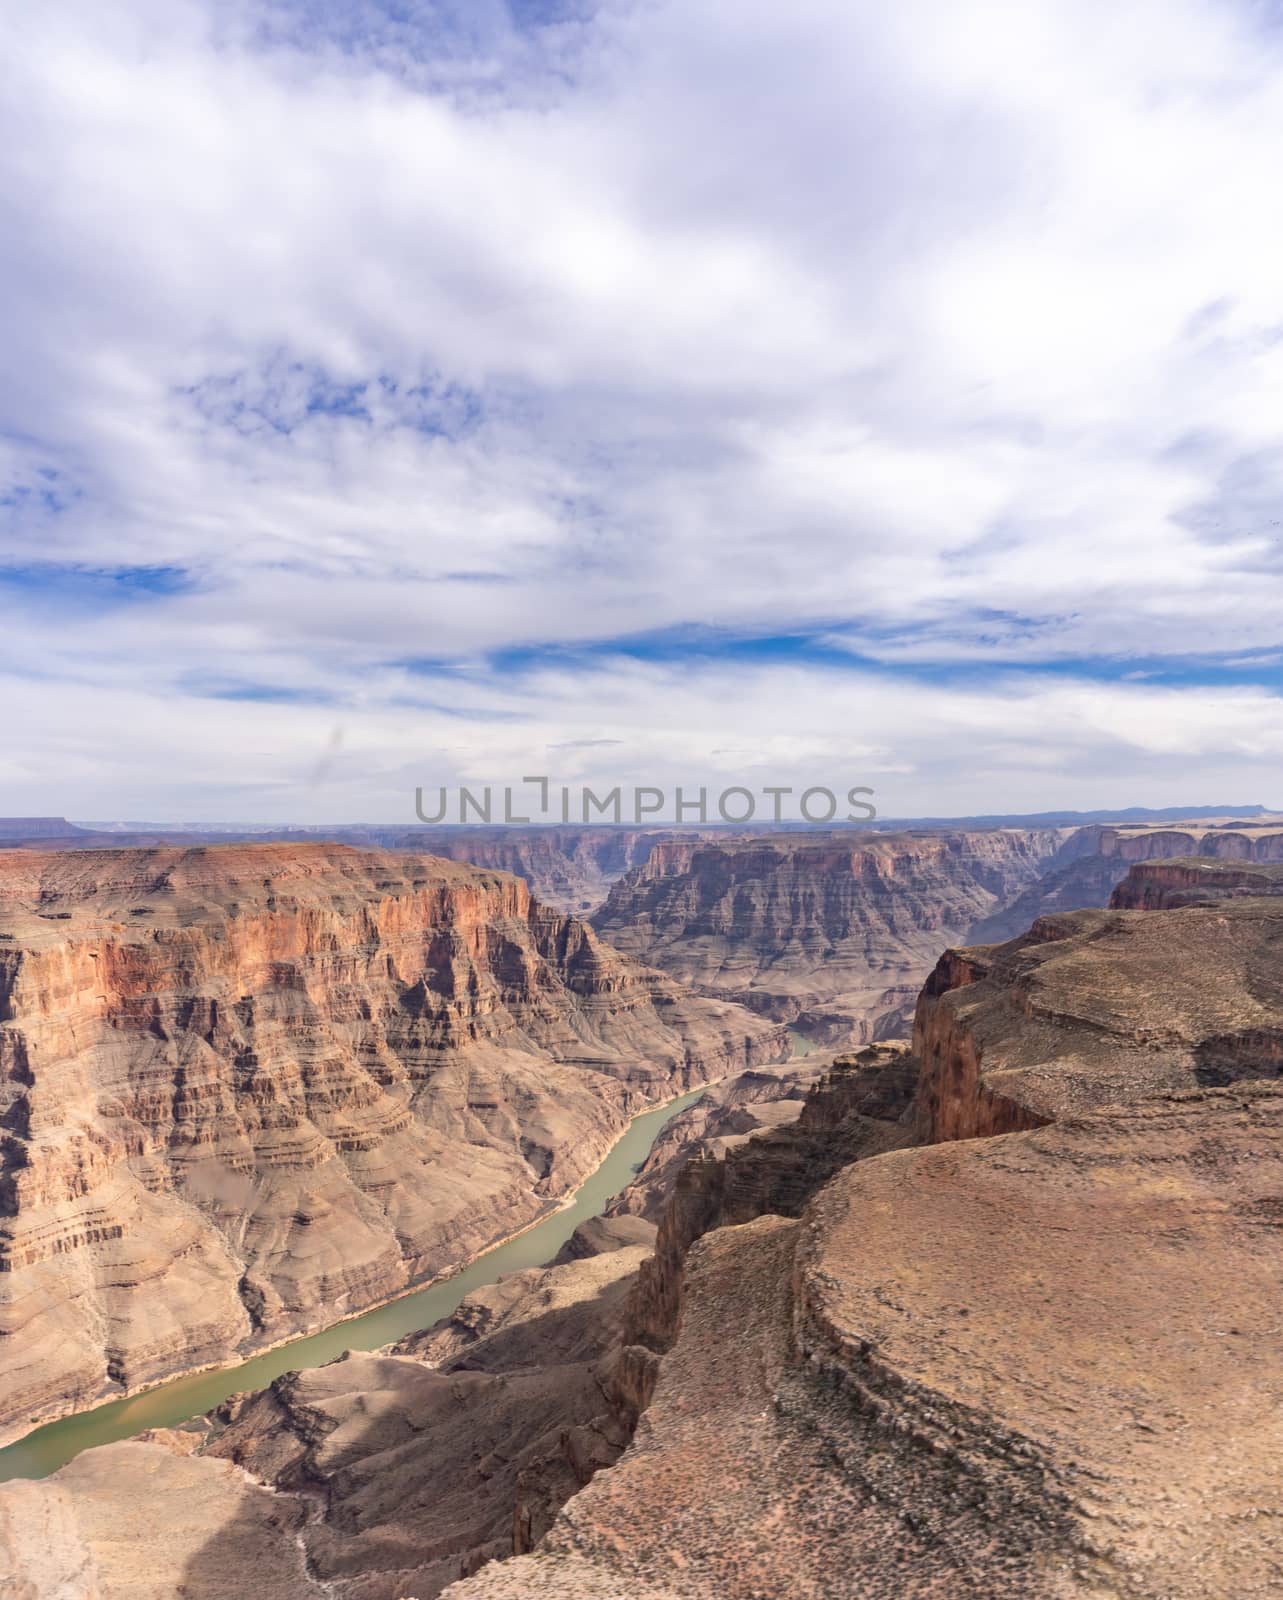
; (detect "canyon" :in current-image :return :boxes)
[590,827,1073,1045]
[970,815,1283,940]
[6,808,1276,921]
[0,843,785,1449]
[444,871,1283,1600]
[2,841,1283,1597]
[586,817,1283,1053]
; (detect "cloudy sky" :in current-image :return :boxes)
[5,0,1283,822]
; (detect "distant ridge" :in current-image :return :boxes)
[0,817,85,838]
[872,804,1270,829]
[56,803,1273,835]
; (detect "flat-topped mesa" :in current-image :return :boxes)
[913,894,1283,1142]
[592,828,1067,1047]
[0,818,81,840]
[0,843,785,1446]
[1101,818,1283,861]
[1109,856,1283,910]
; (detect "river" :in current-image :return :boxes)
[0,1084,708,1484]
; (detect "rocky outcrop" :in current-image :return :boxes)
[452,1078,1283,1600]
[191,1226,659,1599]
[913,896,1283,1132]
[0,843,784,1446]
[0,1436,328,1599]
[591,830,1067,1047]
[603,1057,835,1221]
[1109,856,1283,909]
[618,1046,918,1398]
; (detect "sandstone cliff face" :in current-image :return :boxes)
[591,829,1066,1047]
[0,844,784,1446]
[912,896,1283,1135]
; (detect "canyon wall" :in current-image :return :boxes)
[394,827,714,913]
[591,828,1067,1045]
[1109,855,1283,909]
[0,843,784,1447]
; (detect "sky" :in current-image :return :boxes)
[4,0,1283,822]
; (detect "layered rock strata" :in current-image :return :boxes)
[591,829,1066,1045]
[1109,856,1283,909]
[0,827,733,915]
[0,843,783,1445]
[394,829,719,914]
[0,1221,655,1600]
[603,1056,835,1221]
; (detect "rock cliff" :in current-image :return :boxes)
[1108,856,1283,909]
[387,828,714,914]
[591,829,1066,1045]
[0,843,784,1446]
[603,1055,834,1221]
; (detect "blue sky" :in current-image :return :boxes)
[3,0,1283,821]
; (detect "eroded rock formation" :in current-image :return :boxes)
[395,829,718,914]
[1109,855,1283,909]
[0,843,784,1446]
[591,829,1067,1045]
[603,1055,835,1221]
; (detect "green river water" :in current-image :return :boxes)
[0,1085,708,1483]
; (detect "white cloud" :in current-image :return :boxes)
[2,0,1283,816]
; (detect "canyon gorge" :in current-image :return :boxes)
[591,826,1074,1044]
[0,830,1281,1597]
[0,843,784,1449]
